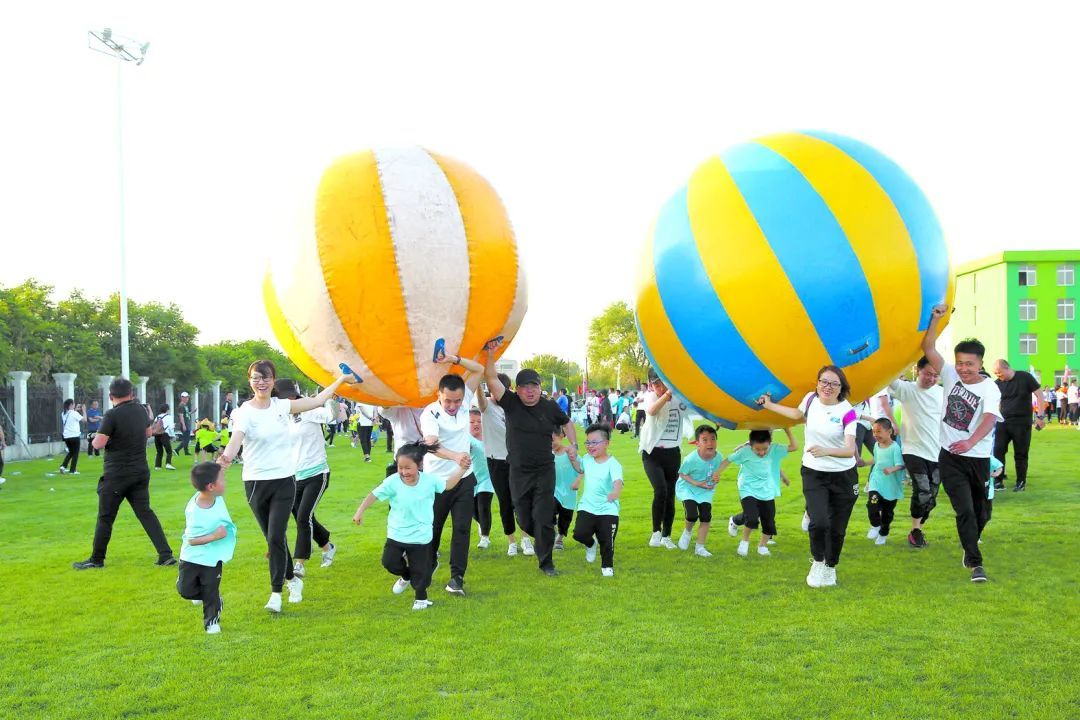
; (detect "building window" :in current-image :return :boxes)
[1059,333,1076,356]
[1019,299,1037,321]
[1018,265,1037,286]
[1055,371,1071,387]
[1019,334,1037,355]
[1058,264,1075,286]
[1059,298,1076,321]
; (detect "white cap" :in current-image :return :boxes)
[180,391,189,397]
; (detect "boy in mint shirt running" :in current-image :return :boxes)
[176,462,237,635]
[552,427,582,551]
[723,430,789,557]
[570,424,623,577]
[675,425,724,557]
[865,418,906,545]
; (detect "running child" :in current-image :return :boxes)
[352,442,467,611]
[553,427,582,550]
[865,418,906,545]
[469,409,496,549]
[983,456,1003,540]
[675,425,723,557]
[724,430,789,557]
[176,462,237,634]
[570,424,623,577]
[194,419,220,463]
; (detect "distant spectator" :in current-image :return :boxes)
[59,400,85,475]
[152,404,176,470]
[86,400,103,457]
[175,392,193,456]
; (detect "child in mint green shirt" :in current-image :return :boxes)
[983,456,1004,538]
[469,410,496,549]
[353,442,467,611]
[724,429,793,558]
[865,418,906,545]
[177,462,236,634]
[675,425,724,557]
[552,427,583,550]
[570,425,623,576]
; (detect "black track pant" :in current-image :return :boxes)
[177,560,222,629]
[642,446,681,536]
[357,426,372,456]
[383,420,394,453]
[573,510,619,568]
[431,474,476,582]
[993,419,1032,486]
[325,423,337,446]
[802,466,859,567]
[555,500,574,537]
[382,539,432,601]
[904,454,940,523]
[61,437,81,473]
[867,491,897,535]
[488,457,517,536]
[939,450,989,568]
[510,463,557,571]
[87,435,100,456]
[244,477,296,592]
[153,434,173,468]
[90,473,174,563]
[735,497,776,535]
[634,410,645,437]
[474,491,493,537]
[292,472,331,560]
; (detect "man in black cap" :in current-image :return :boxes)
[483,344,577,576]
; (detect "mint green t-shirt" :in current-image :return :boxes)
[987,456,1003,500]
[577,455,622,517]
[675,449,723,504]
[868,442,905,501]
[728,444,786,501]
[180,494,237,567]
[372,471,447,545]
[553,451,580,510]
[470,438,493,496]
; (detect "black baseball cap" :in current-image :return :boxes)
[516,369,542,387]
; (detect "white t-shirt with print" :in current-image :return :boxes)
[420,389,475,480]
[888,379,943,462]
[642,390,686,450]
[939,364,1002,459]
[231,398,295,481]
[799,392,857,472]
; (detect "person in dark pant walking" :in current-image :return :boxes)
[176,462,236,634]
[484,341,576,577]
[59,400,84,475]
[639,371,688,549]
[991,359,1046,492]
[86,400,103,456]
[174,392,193,456]
[888,358,944,547]
[73,378,177,570]
[477,374,524,555]
[922,305,1002,583]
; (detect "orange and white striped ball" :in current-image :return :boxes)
[265,147,527,407]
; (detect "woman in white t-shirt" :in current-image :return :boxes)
[639,370,688,549]
[218,359,355,613]
[59,399,85,475]
[758,365,858,589]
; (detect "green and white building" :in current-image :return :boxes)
[951,250,1080,386]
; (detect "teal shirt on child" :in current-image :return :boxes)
[868,442,905,501]
[180,494,237,566]
[470,438,493,496]
[728,444,786,501]
[987,456,1003,500]
[372,471,447,544]
[577,455,622,517]
[675,449,723,504]
[553,451,579,510]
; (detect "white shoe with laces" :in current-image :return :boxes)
[265,592,282,612]
[821,565,837,587]
[477,536,490,549]
[806,561,826,588]
[648,531,662,547]
[867,526,880,540]
[293,561,306,578]
[286,576,304,603]
[585,542,597,563]
[321,542,337,568]
[601,567,614,577]
[875,535,887,545]
[412,599,434,611]
[737,540,749,557]
[507,542,519,557]
[767,539,776,546]
[694,545,712,558]
[727,517,738,537]
[659,536,677,550]
[677,530,692,550]
[521,537,535,556]
[205,622,221,635]
[757,545,771,556]
[392,577,410,595]
[191,599,203,606]
[165,464,176,471]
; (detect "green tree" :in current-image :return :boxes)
[586,301,648,389]
[202,340,314,395]
[0,280,62,382]
[521,354,582,393]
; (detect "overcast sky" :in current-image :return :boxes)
[2,1,1077,368]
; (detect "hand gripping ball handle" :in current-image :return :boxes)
[338,363,364,384]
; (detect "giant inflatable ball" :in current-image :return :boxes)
[265,147,527,406]
[635,131,954,428]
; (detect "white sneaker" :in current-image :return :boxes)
[507,542,519,557]
[727,516,738,537]
[206,622,221,635]
[822,565,837,587]
[659,536,677,550]
[867,526,880,540]
[737,540,749,557]
[392,577,410,595]
[70,471,81,476]
[165,464,176,470]
[801,512,811,532]
[320,542,337,568]
[293,561,306,578]
[806,560,826,588]
[477,535,491,549]
[767,539,776,546]
[648,531,662,547]
[875,535,887,545]
[695,545,712,558]
[0,477,6,485]
[191,599,203,606]
[601,567,614,577]
[521,537,535,556]
[677,530,692,550]
[286,576,304,603]
[412,599,434,611]
[757,545,771,556]
[58,467,68,475]
[265,592,283,612]
[585,541,597,563]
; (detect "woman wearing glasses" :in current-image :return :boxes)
[757,366,858,589]
[218,360,355,613]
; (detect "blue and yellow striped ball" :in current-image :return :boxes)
[635,131,954,429]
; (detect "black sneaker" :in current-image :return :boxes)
[445,577,465,596]
[971,566,988,583]
[993,479,1005,491]
[908,529,928,548]
[541,566,559,577]
[156,556,178,567]
[1013,481,1026,492]
[72,559,104,570]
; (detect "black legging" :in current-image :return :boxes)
[244,476,296,592]
[641,446,681,536]
[358,426,373,456]
[487,457,516,536]
[474,491,493,536]
[325,423,337,446]
[292,471,331,560]
[61,437,81,473]
[153,434,173,468]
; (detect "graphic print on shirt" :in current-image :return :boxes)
[944,383,979,432]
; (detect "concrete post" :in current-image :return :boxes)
[192,388,201,423]
[52,372,77,402]
[7,371,31,448]
[98,375,114,410]
[211,381,222,425]
[162,379,175,416]
[137,376,149,404]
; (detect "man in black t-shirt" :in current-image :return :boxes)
[991,359,1046,492]
[174,392,192,456]
[484,344,577,576]
[73,377,176,570]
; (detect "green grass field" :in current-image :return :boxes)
[2,425,1077,719]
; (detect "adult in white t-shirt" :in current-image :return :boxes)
[888,357,944,547]
[853,387,891,463]
[355,403,377,462]
[922,305,1001,583]
[1069,380,1080,424]
[218,359,356,613]
[758,366,858,589]
[477,373,522,555]
[59,400,85,475]
[638,371,689,549]
[379,406,424,477]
